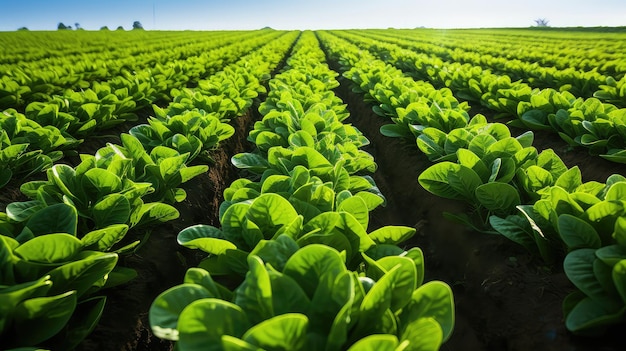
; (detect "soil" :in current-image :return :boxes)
[3,53,626,351]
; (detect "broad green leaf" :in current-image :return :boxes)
[177,299,250,351]
[565,296,625,334]
[47,252,117,298]
[53,295,107,350]
[555,167,582,193]
[489,215,537,253]
[247,193,298,239]
[475,183,520,213]
[249,235,299,272]
[375,256,417,311]
[564,249,605,300]
[92,194,131,228]
[12,290,77,346]
[14,233,82,263]
[338,196,369,230]
[558,214,601,250]
[308,270,353,336]
[283,244,346,298]
[400,281,455,342]
[267,270,311,316]
[234,256,273,325]
[401,317,444,351]
[149,284,215,341]
[81,224,129,251]
[24,203,78,237]
[6,200,44,222]
[242,313,308,350]
[613,260,626,304]
[346,334,399,351]
[448,165,483,202]
[368,226,416,245]
[418,162,463,200]
[82,168,123,200]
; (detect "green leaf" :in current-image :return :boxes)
[24,203,78,237]
[400,281,455,343]
[564,249,605,300]
[81,224,129,251]
[555,167,582,193]
[149,284,215,341]
[613,260,626,304]
[12,290,77,346]
[92,194,131,228]
[82,168,123,200]
[132,202,179,227]
[565,296,625,334]
[234,256,273,325]
[283,245,346,298]
[346,334,400,351]
[418,162,463,200]
[368,226,416,245]
[338,195,369,231]
[249,235,299,272]
[177,299,250,350]
[247,193,298,239]
[6,200,44,222]
[47,252,117,298]
[401,317,444,351]
[14,233,82,263]
[489,215,537,253]
[52,295,107,350]
[242,313,308,350]
[558,214,601,250]
[475,182,520,213]
[232,152,270,174]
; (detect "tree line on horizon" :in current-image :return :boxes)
[18,21,144,31]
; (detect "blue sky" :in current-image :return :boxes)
[1,0,625,31]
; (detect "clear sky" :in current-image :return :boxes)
[1,0,625,31]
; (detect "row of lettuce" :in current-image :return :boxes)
[0,30,289,188]
[330,30,626,164]
[361,28,626,102]
[0,30,276,110]
[317,30,626,335]
[146,31,455,351]
[0,31,299,350]
[369,28,626,78]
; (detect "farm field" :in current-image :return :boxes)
[1,27,626,351]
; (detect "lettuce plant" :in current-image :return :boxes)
[150,245,454,351]
[178,192,413,276]
[8,137,186,232]
[0,203,128,349]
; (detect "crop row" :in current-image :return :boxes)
[0,30,276,109]
[368,28,626,78]
[0,31,290,187]
[331,30,626,163]
[0,31,298,350]
[318,30,626,335]
[147,31,454,351]
[356,29,625,104]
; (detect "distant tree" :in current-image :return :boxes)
[75,22,81,30]
[534,18,549,27]
[17,27,29,31]
[132,21,144,30]
[58,22,68,30]
[116,26,125,31]
[100,26,109,31]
